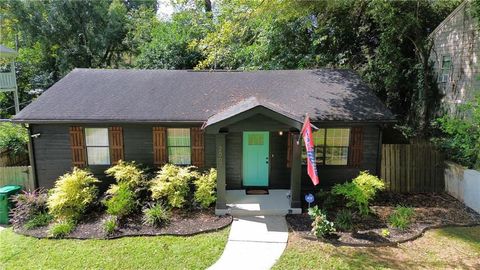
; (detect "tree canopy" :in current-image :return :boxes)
[0,0,463,137]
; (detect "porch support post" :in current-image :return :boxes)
[290,133,302,208]
[215,133,227,211]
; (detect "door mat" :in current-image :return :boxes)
[246,188,269,195]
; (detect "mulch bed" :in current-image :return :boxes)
[15,209,232,239]
[287,192,480,247]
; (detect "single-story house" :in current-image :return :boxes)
[13,69,395,215]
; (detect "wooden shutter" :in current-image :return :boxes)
[286,132,292,168]
[109,127,124,165]
[349,127,364,166]
[69,126,86,168]
[191,127,205,167]
[153,127,167,167]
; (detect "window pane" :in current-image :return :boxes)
[248,134,264,145]
[325,147,348,165]
[167,128,191,165]
[85,128,109,146]
[326,128,350,147]
[168,147,191,165]
[87,147,110,165]
[167,128,190,146]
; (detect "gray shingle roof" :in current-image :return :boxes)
[13,68,395,123]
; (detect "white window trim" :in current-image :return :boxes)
[85,128,110,165]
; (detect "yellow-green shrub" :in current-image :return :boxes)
[332,171,385,216]
[47,168,99,221]
[105,160,146,190]
[103,182,136,218]
[194,168,217,208]
[150,164,198,208]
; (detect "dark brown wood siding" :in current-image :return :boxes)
[349,127,363,166]
[108,127,124,164]
[301,125,381,190]
[69,126,86,168]
[191,127,205,167]
[152,127,167,167]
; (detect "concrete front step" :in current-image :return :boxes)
[216,207,302,216]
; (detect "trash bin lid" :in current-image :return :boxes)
[0,185,22,194]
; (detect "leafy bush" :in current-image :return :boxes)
[334,209,353,231]
[48,219,76,238]
[103,216,118,235]
[0,122,28,157]
[24,212,53,229]
[10,189,48,227]
[104,182,136,218]
[381,228,390,237]
[332,171,385,216]
[142,203,171,227]
[388,205,414,230]
[194,168,217,208]
[308,206,335,238]
[150,164,199,208]
[105,161,146,190]
[47,168,99,221]
[432,96,480,169]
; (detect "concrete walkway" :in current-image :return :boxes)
[208,216,288,270]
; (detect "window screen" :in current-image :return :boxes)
[302,128,350,165]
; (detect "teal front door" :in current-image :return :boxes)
[243,131,269,187]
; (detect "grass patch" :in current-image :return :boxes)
[0,227,229,270]
[274,226,480,269]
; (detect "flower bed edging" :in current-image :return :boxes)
[291,222,480,247]
[14,215,233,240]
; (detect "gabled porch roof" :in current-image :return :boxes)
[203,97,303,133]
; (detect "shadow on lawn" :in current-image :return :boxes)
[437,226,480,251]
[328,247,478,270]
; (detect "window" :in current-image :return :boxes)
[439,55,452,83]
[302,128,350,165]
[85,128,110,165]
[167,128,191,165]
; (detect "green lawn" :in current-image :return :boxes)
[0,228,229,270]
[273,226,480,270]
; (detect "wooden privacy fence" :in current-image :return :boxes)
[0,166,35,190]
[381,144,445,192]
[0,150,29,166]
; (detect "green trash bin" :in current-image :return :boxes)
[0,185,23,224]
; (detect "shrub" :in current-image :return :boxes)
[104,182,136,218]
[103,216,118,235]
[388,205,414,230]
[334,209,353,231]
[142,203,171,227]
[24,212,53,229]
[10,189,48,227]
[381,228,390,237]
[0,122,28,157]
[308,206,335,238]
[332,171,385,216]
[49,220,76,238]
[194,168,217,208]
[105,161,146,190]
[47,168,100,221]
[150,164,199,208]
[432,95,480,169]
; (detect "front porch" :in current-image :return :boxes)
[215,189,303,216]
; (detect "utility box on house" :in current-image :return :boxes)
[0,185,22,224]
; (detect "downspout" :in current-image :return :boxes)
[376,124,384,177]
[25,124,38,189]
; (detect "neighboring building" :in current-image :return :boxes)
[430,0,480,115]
[13,69,394,215]
[0,45,19,114]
